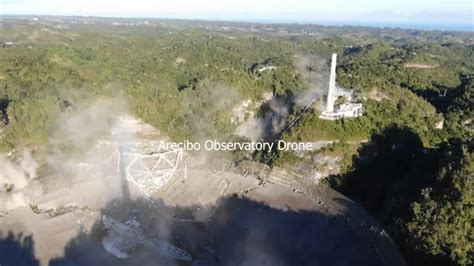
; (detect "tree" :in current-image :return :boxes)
[406,140,473,265]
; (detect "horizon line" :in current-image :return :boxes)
[1,14,473,32]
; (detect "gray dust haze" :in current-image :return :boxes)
[0,149,38,211]
[235,54,331,141]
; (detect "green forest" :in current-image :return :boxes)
[0,17,472,265]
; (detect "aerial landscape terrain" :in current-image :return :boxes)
[0,14,472,266]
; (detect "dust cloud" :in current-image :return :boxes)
[234,54,331,141]
[293,54,330,109]
[234,96,291,141]
[0,97,138,215]
[0,149,38,212]
[184,80,242,140]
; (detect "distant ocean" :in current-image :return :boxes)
[344,22,473,32]
[185,17,474,32]
[247,19,473,32]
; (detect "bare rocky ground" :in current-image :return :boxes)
[0,156,405,265]
[0,117,406,266]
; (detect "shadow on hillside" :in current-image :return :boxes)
[408,73,470,114]
[258,91,296,142]
[0,97,10,125]
[328,124,452,266]
[0,231,39,266]
[329,125,438,218]
[48,193,387,266]
[415,85,464,113]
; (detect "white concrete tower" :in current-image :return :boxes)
[326,53,337,112]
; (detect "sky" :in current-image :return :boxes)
[1,0,473,30]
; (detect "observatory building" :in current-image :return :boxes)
[319,53,363,120]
